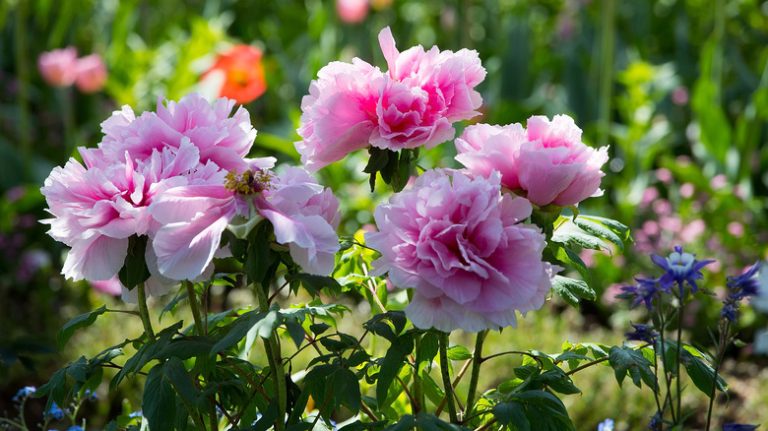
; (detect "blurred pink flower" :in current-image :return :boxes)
[727,221,744,238]
[297,27,485,170]
[652,199,671,215]
[602,283,624,306]
[38,47,78,87]
[655,168,673,184]
[640,187,659,207]
[151,166,340,280]
[642,220,660,236]
[672,86,689,106]
[96,93,257,172]
[710,174,727,190]
[336,0,369,23]
[455,115,608,207]
[75,54,107,93]
[680,182,695,198]
[366,170,555,332]
[680,219,705,242]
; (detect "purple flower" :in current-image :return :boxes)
[597,418,614,431]
[12,386,36,402]
[722,262,762,322]
[626,323,657,344]
[46,402,65,420]
[619,277,660,310]
[723,424,759,431]
[648,413,662,430]
[651,246,714,294]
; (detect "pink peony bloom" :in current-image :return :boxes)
[96,93,257,172]
[150,166,340,281]
[336,0,369,23]
[38,47,78,87]
[41,140,206,281]
[366,170,555,332]
[296,27,485,170]
[455,115,608,207]
[75,54,108,93]
[90,277,123,296]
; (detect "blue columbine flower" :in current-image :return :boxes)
[721,262,762,322]
[722,424,759,431]
[626,323,658,344]
[83,389,97,401]
[619,277,660,309]
[67,426,85,431]
[12,386,36,402]
[597,418,614,431]
[651,246,714,294]
[46,401,65,420]
[648,413,662,430]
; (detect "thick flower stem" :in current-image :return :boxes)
[137,283,155,341]
[464,330,487,418]
[256,282,286,431]
[705,320,730,431]
[439,332,459,424]
[675,289,684,425]
[185,281,205,336]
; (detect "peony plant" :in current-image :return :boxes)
[31,27,761,431]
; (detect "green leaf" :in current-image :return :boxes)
[285,273,342,296]
[572,216,628,251]
[508,391,575,431]
[118,235,151,289]
[416,332,439,373]
[364,147,391,174]
[305,364,361,417]
[551,276,595,306]
[163,357,203,409]
[210,310,278,356]
[609,346,657,391]
[446,345,472,361]
[245,222,277,285]
[682,351,727,395]
[554,246,590,281]
[492,402,530,430]
[143,364,178,431]
[537,367,581,394]
[58,305,107,348]
[364,312,407,343]
[376,333,414,405]
[551,220,607,251]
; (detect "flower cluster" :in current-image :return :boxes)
[721,262,762,322]
[296,27,486,170]
[455,115,609,207]
[41,93,340,297]
[366,170,556,332]
[38,47,107,93]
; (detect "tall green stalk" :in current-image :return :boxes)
[13,0,31,180]
[185,281,204,336]
[137,283,155,341]
[597,0,615,149]
[439,332,458,424]
[705,320,730,431]
[255,282,286,431]
[464,330,487,417]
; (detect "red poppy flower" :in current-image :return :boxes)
[202,45,267,104]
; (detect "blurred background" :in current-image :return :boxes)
[1,0,767,429]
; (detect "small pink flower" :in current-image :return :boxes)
[366,169,555,332]
[727,221,744,238]
[296,27,485,170]
[38,47,78,87]
[336,0,369,23]
[680,182,695,198]
[655,168,673,184]
[456,115,608,207]
[75,54,107,93]
[710,174,727,190]
[672,86,689,106]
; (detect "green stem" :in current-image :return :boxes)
[597,0,615,149]
[137,283,155,341]
[13,0,31,181]
[185,281,204,336]
[658,300,676,423]
[439,332,459,424]
[675,289,684,426]
[255,282,286,431]
[412,334,424,414]
[464,330,487,418]
[705,320,730,431]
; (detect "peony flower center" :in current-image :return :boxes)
[225,169,273,195]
